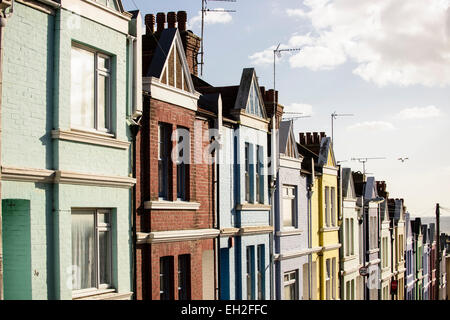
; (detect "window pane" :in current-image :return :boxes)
[71,47,95,129]
[97,74,109,131]
[99,230,111,285]
[72,212,95,290]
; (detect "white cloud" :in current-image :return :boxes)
[347,121,396,131]
[396,105,442,119]
[283,103,314,117]
[189,9,232,28]
[251,0,450,87]
[286,8,307,18]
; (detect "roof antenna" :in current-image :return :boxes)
[201,0,237,76]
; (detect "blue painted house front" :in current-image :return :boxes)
[197,68,272,300]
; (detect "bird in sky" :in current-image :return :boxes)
[398,157,409,163]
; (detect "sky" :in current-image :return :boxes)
[122,0,450,217]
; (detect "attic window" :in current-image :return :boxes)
[160,44,191,93]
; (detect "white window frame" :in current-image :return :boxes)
[283,270,298,300]
[71,44,112,134]
[325,259,331,299]
[71,208,113,297]
[282,185,297,229]
[331,187,336,226]
[325,187,330,227]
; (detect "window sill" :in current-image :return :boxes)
[342,255,357,262]
[144,200,201,210]
[52,129,130,150]
[320,226,340,232]
[235,203,271,211]
[276,228,303,237]
[72,288,115,300]
[73,289,133,300]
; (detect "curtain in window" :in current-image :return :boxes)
[72,212,95,290]
[71,47,95,129]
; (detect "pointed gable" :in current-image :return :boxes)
[147,28,195,94]
[143,28,199,111]
[364,177,378,200]
[318,137,336,168]
[279,121,299,158]
[342,168,356,200]
[234,68,267,119]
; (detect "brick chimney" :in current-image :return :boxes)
[167,11,177,28]
[156,12,166,32]
[142,11,201,77]
[177,11,187,32]
[179,10,201,77]
[144,14,155,35]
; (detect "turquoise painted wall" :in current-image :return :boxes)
[2,199,32,300]
[1,3,133,300]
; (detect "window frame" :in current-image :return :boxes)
[282,185,297,229]
[283,270,298,300]
[245,143,250,203]
[176,127,189,201]
[177,254,191,300]
[71,44,112,134]
[160,256,174,300]
[71,208,113,296]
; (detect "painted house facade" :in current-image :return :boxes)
[273,121,309,300]
[379,198,392,300]
[339,168,361,300]
[388,198,406,300]
[196,68,272,300]
[412,218,423,300]
[422,224,431,300]
[405,212,415,300]
[135,12,218,300]
[298,133,341,300]
[430,223,437,299]
[1,0,140,300]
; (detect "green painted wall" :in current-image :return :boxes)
[2,199,32,300]
[1,3,133,300]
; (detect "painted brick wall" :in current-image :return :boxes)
[1,3,54,169]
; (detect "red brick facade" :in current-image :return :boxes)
[134,93,216,300]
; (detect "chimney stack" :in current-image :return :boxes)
[144,14,155,34]
[177,11,187,32]
[167,11,177,28]
[156,12,166,32]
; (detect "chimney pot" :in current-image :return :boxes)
[145,14,155,34]
[313,132,319,144]
[300,133,305,145]
[306,132,312,145]
[177,11,187,31]
[156,12,166,32]
[167,11,177,28]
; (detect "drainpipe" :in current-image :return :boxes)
[269,180,275,300]
[0,0,14,301]
[307,176,313,299]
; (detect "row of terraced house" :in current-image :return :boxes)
[0,0,448,300]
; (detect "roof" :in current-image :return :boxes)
[146,28,178,78]
[364,177,378,200]
[380,199,389,221]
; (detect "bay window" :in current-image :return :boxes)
[71,45,111,133]
[71,209,112,294]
